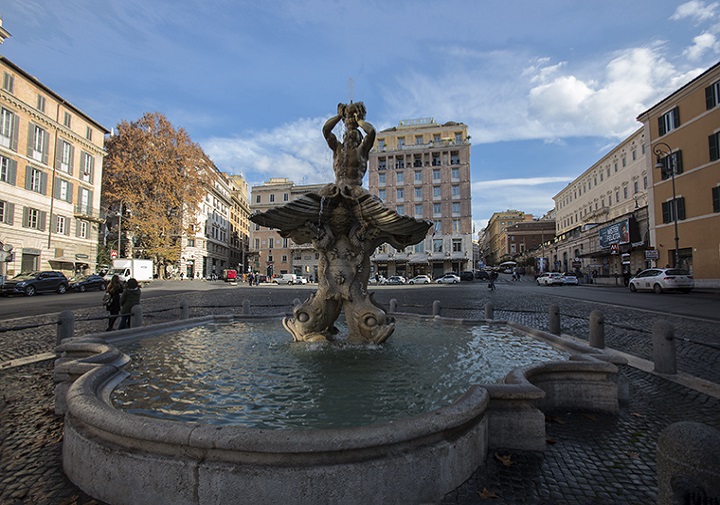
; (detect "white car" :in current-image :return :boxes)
[273,274,296,285]
[628,268,694,294]
[408,275,431,284]
[537,272,564,286]
[436,273,460,284]
[562,274,579,286]
[293,276,308,284]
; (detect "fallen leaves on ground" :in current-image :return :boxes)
[494,452,513,467]
[478,487,498,499]
[581,413,597,421]
[631,412,645,418]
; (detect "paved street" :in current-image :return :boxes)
[1,277,719,504]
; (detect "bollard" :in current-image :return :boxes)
[653,320,676,374]
[57,310,75,344]
[432,300,441,316]
[484,303,494,320]
[130,305,143,328]
[589,310,605,348]
[389,299,397,314]
[548,304,561,335]
[180,300,189,320]
[242,299,251,315]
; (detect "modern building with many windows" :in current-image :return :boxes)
[367,118,472,278]
[637,61,720,286]
[0,50,108,279]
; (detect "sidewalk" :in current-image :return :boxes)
[1,287,719,504]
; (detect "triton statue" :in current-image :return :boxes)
[250,102,432,344]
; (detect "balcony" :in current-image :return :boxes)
[74,205,105,223]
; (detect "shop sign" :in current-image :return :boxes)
[645,250,659,260]
[599,219,630,248]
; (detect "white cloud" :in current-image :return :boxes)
[671,1,719,23]
[684,32,720,59]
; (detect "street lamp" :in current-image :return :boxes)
[653,142,680,268]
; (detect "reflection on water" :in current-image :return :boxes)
[112,320,568,429]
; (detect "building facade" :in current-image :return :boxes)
[483,210,535,265]
[367,118,472,278]
[0,55,108,279]
[249,178,324,280]
[552,128,650,279]
[637,61,720,287]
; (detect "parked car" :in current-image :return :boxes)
[383,275,406,285]
[561,273,579,286]
[408,275,431,284]
[474,270,490,280]
[273,274,297,285]
[371,275,387,285]
[537,272,564,286]
[628,268,694,294]
[0,271,69,296]
[293,276,308,284]
[69,274,107,292]
[436,273,460,284]
[460,271,475,281]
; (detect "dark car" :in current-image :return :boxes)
[460,271,475,281]
[69,274,107,292]
[0,271,69,296]
[474,270,490,280]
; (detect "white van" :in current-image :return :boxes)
[273,274,296,285]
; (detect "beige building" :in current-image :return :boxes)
[552,128,649,279]
[483,210,535,265]
[0,53,108,279]
[637,61,720,287]
[228,174,250,274]
[367,118,472,278]
[249,178,324,279]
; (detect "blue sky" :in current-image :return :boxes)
[2,0,720,232]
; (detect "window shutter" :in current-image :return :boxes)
[67,182,73,202]
[55,140,63,170]
[6,202,13,225]
[706,85,715,110]
[75,220,81,237]
[7,159,16,185]
[710,133,719,162]
[69,144,74,175]
[54,177,61,199]
[89,155,94,183]
[674,150,683,174]
[22,206,29,228]
[65,217,71,235]
[677,197,686,220]
[38,210,46,231]
[11,114,19,151]
[658,117,666,136]
[26,124,34,157]
[40,171,47,195]
[41,128,49,164]
[24,166,32,190]
[662,201,670,223]
[713,187,720,213]
[672,107,680,128]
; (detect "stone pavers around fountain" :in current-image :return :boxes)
[1,283,719,504]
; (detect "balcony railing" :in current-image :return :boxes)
[74,205,105,223]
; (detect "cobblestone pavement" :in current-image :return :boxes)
[1,280,719,504]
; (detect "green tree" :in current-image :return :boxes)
[103,112,210,276]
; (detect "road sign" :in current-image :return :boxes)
[110,250,118,259]
[610,244,620,255]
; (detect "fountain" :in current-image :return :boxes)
[250,102,432,344]
[53,102,625,505]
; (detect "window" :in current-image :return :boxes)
[269,194,275,203]
[414,187,422,198]
[55,215,69,235]
[434,221,442,234]
[452,202,460,214]
[283,238,288,247]
[433,203,441,215]
[2,72,14,93]
[396,188,404,200]
[705,79,720,110]
[86,126,93,141]
[414,241,425,253]
[633,181,639,194]
[55,178,72,202]
[58,140,74,173]
[81,152,94,182]
[413,155,422,167]
[396,172,404,184]
[432,154,440,166]
[281,255,287,263]
[0,107,18,150]
[659,151,684,179]
[378,189,386,200]
[453,219,460,232]
[433,239,443,252]
[643,176,648,189]
[450,152,460,164]
[452,239,462,252]
[623,187,628,199]
[433,134,440,143]
[37,94,46,113]
[78,187,91,214]
[256,195,261,203]
[63,112,72,128]
[414,204,423,215]
[26,167,47,194]
[0,155,17,185]
[395,158,404,169]
[712,187,720,213]
[415,135,423,145]
[0,201,14,224]
[397,137,405,147]
[378,158,386,170]
[414,171,422,182]
[23,207,46,230]
[433,186,441,198]
[378,173,386,184]
[187,238,195,247]
[658,107,680,135]
[283,193,289,201]
[269,238,274,249]
[452,185,460,196]
[77,220,88,238]
[254,238,260,250]
[378,139,385,150]
[710,132,720,161]
[396,205,404,215]
[451,167,459,179]
[662,197,686,223]
[433,169,441,180]
[28,124,49,163]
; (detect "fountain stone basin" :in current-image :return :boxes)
[55,314,623,505]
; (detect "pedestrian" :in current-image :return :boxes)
[118,278,142,330]
[623,269,631,286]
[488,270,498,290]
[104,275,123,331]
[248,273,254,286]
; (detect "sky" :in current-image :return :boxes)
[1,0,720,233]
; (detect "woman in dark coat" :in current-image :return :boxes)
[105,275,123,331]
[118,278,141,330]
